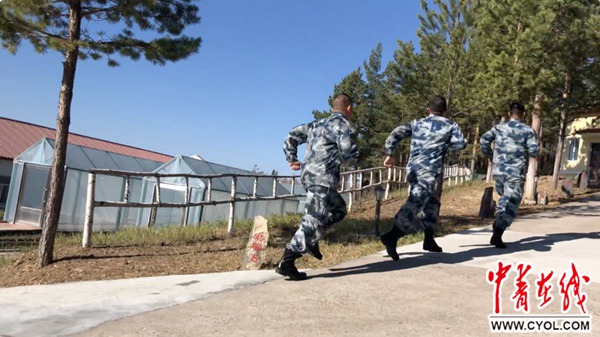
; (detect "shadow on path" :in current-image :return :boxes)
[315,230,600,279]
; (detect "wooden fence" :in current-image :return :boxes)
[82,165,471,247]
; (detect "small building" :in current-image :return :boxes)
[3,138,165,231]
[559,110,600,186]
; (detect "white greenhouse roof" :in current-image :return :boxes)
[152,155,290,196]
[15,138,166,172]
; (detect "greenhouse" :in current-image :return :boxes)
[3,138,166,231]
[137,155,302,227]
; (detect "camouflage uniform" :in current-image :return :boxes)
[480,119,539,230]
[385,114,466,233]
[283,112,358,254]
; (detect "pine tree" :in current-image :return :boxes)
[0,0,202,267]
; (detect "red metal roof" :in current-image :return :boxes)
[0,116,172,162]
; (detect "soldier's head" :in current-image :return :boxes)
[332,93,354,119]
[509,102,526,121]
[427,96,447,115]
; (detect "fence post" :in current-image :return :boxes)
[206,178,212,201]
[385,167,391,200]
[82,172,96,248]
[123,175,130,203]
[148,183,159,228]
[182,177,190,226]
[227,176,237,234]
[155,177,162,203]
[348,173,354,211]
[291,178,296,195]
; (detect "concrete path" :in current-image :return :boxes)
[1,196,599,337]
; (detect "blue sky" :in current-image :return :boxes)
[0,0,423,175]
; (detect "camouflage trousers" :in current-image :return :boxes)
[287,185,347,254]
[393,170,440,233]
[493,174,524,230]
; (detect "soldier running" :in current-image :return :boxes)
[480,102,539,248]
[276,93,359,280]
[380,96,467,261]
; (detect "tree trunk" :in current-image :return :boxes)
[552,80,570,190]
[552,110,567,189]
[524,93,543,201]
[486,158,493,183]
[470,126,479,176]
[38,1,82,267]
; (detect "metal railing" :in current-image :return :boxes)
[82,165,471,247]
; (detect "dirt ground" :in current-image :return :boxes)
[0,175,595,288]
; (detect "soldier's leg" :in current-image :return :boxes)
[490,175,525,248]
[276,186,329,280]
[325,190,347,228]
[495,177,524,230]
[421,172,442,252]
[307,190,346,260]
[381,171,433,261]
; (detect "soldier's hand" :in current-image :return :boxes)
[383,156,394,167]
[289,162,302,171]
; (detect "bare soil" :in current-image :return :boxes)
[0,176,595,288]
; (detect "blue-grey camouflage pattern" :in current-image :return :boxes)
[479,119,539,179]
[385,114,466,232]
[284,112,359,189]
[284,112,358,254]
[385,115,467,175]
[480,119,539,230]
[393,170,441,232]
[493,174,524,230]
[287,185,346,254]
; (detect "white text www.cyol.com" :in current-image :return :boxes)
[489,315,592,333]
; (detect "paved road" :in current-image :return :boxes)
[1,196,599,337]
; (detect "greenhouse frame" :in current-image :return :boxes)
[137,155,302,227]
[3,138,165,231]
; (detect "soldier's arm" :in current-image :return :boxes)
[527,129,540,158]
[337,120,359,163]
[449,123,467,151]
[283,123,310,163]
[384,123,412,156]
[479,127,495,158]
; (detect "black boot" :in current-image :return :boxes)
[423,227,443,252]
[490,225,507,249]
[275,249,308,280]
[307,242,323,260]
[380,226,404,261]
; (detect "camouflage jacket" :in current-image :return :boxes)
[480,119,539,179]
[385,114,467,174]
[284,112,359,189]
